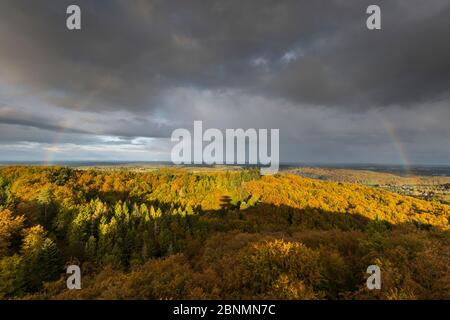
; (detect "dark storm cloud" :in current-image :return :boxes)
[0,111,91,134]
[0,0,449,164]
[1,0,449,112]
[0,105,173,139]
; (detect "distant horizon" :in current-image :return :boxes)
[1,160,450,168]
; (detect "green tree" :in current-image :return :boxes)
[0,209,25,258]
[36,187,54,229]
[21,226,63,292]
[0,255,24,298]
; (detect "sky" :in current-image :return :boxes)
[0,0,449,165]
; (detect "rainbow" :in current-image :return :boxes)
[374,110,412,174]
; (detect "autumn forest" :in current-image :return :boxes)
[0,166,448,300]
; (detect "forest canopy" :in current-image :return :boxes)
[0,166,448,300]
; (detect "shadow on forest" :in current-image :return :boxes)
[17,193,446,243]
[7,195,449,299]
[200,203,385,234]
[83,189,441,234]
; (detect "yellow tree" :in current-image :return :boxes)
[0,209,25,258]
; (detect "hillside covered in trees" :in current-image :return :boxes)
[290,167,450,205]
[0,166,449,299]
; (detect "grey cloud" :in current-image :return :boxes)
[1,0,449,112]
[0,111,91,135]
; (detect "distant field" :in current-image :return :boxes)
[289,167,450,205]
[288,167,450,185]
